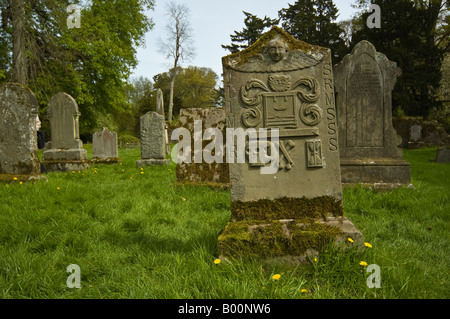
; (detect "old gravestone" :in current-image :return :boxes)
[92,127,119,163]
[432,146,450,163]
[334,40,410,188]
[136,111,169,166]
[0,83,45,182]
[217,27,363,262]
[42,92,90,172]
[175,108,229,187]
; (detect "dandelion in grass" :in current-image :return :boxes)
[301,289,308,293]
[13,177,17,181]
[57,187,61,190]
[272,274,281,280]
[141,171,144,174]
[214,259,221,264]
[72,171,75,174]
[360,261,368,267]
[348,237,354,243]
[19,182,23,185]
[364,242,372,248]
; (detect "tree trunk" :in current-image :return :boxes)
[167,58,178,123]
[11,0,27,85]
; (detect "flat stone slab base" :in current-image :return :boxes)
[340,158,410,186]
[217,217,364,262]
[0,174,48,183]
[43,160,90,172]
[43,148,88,161]
[136,159,170,167]
[91,157,121,164]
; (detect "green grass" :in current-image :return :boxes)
[0,146,448,299]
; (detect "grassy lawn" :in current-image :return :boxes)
[0,146,448,299]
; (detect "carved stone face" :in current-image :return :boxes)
[267,39,287,62]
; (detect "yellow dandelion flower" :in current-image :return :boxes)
[364,242,372,248]
[19,182,23,185]
[120,163,123,165]
[301,289,308,293]
[348,237,354,243]
[141,171,144,174]
[359,261,368,267]
[72,171,75,173]
[13,177,18,181]
[272,274,281,280]
[314,257,318,262]
[214,259,221,264]
[140,167,144,171]
[57,187,61,190]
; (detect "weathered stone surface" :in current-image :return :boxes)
[175,108,229,186]
[42,92,89,172]
[432,146,450,163]
[334,40,410,188]
[137,111,168,166]
[218,26,363,261]
[92,127,119,163]
[0,83,45,182]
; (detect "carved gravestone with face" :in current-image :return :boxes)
[42,92,89,171]
[0,83,44,182]
[217,27,363,261]
[334,41,410,188]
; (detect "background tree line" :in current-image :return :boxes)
[222,0,450,131]
[1,0,449,138]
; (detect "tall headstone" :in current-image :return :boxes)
[175,108,229,187]
[42,92,89,171]
[0,83,45,182]
[136,111,169,166]
[217,27,363,262]
[334,41,410,188]
[92,127,119,163]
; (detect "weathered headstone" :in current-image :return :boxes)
[175,108,228,187]
[217,27,363,262]
[156,88,165,118]
[92,127,119,163]
[0,83,45,182]
[42,92,89,172]
[432,146,450,163]
[334,40,410,188]
[136,111,169,166]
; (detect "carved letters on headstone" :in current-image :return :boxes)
[334,41,410,187]
[217,27,363,261]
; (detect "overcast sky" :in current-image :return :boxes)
[131,0,359,82]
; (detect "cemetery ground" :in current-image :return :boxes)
[0,146,448,299]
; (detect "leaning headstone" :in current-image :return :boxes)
[0,83,45,182]
[174,108,228,187]
[92,127,119,163]
[334,40,410,188]
[136,111,169,166]
[42,92,89,172]
[217,26,363,262]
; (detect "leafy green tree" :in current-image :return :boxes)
[222,11,279,54]
[0,0,155,134]
[278,0,347,63]
[350,0,449,117]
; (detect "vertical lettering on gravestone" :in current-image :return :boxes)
[323,63,338,152]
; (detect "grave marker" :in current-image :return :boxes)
[217,27,363,262]
[334,40,410,188]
